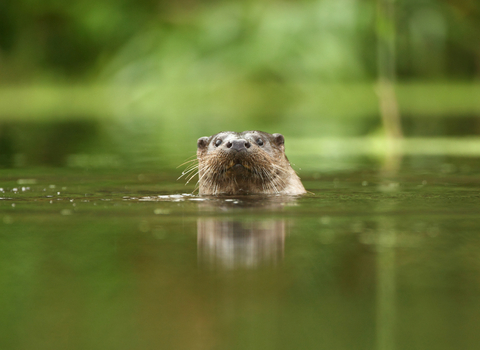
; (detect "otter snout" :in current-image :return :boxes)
[226,139,251,152]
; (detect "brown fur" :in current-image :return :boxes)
[191,131,306,195]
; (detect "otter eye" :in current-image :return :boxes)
[215,139,222,147]
[256,138,264,146]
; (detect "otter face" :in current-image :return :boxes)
[195,131,304,195]
[197,131,285,173]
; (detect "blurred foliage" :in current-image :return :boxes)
[1,0,479,82]
[0,0,480,169]
[0,0,161,81]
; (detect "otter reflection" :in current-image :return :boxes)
[197,196,297,269]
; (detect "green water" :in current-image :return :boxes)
[1,158,480,350]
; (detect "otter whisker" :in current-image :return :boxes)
[270,177,283,194]
[182,163,199,173]
[266,168,285,194]
[269,163,289,174]
[178,164,199,181]
[176,157,198,168]
[186,170,200,184]
[267,172,281,194]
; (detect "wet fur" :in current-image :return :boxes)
[189,131,306,195]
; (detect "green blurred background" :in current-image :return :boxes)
[2,4,480,349]
[0,0,479,170]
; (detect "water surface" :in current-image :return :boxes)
[1,158,480,350]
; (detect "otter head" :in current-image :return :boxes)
[196,131,305,195]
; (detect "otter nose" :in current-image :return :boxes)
[226,139,251,151]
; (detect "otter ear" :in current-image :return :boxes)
[272,133,285,146]
[197,137,209,150]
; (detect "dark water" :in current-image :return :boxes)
[1,159,480,350]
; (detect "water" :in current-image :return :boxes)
[1,158,480,350]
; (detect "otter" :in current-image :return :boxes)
[194,131,306,195]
